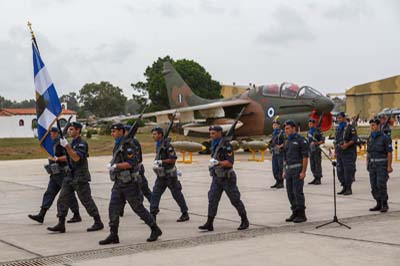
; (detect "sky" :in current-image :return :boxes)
[0,0,399,101]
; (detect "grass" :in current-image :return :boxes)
[0,133,208,160]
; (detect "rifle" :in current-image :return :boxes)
[61,116,73,137]
[110,108,147,165]
[156,111,177,160]
[212,107,245,159]
[126,107,147,140]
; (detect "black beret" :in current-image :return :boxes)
[50,127,59,133]
[369,118,380,125]
[284,119,297,127]
[110,123,125,130]
[308,118,316,123]
[71,122,83,129]
[151,126,164,134]
[272,120,280,125]
[209,125,223,132]
[337,112,346,118]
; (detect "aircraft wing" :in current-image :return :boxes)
[97,99,251,124]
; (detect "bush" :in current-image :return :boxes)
[86,130,92,139]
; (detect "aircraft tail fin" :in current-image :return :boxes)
[162,62,212,109]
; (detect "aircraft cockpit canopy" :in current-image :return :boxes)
[298,86,323,99]
[280,82,300,98]
[259,83,323,100]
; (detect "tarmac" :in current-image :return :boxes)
[0,152,399,266]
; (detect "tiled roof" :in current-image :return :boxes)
[0,108,76,116]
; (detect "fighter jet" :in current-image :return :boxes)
[101,62,334,137]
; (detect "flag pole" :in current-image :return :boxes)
[27,21,40,53]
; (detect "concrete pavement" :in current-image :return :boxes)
[0,152,399,265]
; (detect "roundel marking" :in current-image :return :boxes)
[267,107,275,118]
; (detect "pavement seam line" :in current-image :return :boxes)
[0,239,43,257]
[301,231,400,247]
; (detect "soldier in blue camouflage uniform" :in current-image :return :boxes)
[269,120,285,189]
[283,120,309,223]
[307,118,324,185]
[47,122,104,233]
[99,123,162,244]
[199,125,249,231]
[367,118,393,213]
[335,112,358,196]
[28,127,81,224]
[118,125,152,218]
[150,127,189,223]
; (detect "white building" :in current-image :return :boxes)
[0,108,77,138]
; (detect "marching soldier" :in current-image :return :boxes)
[269,120,285,189]
[283,120,309,223]
[47,122,104,233]
[150,127,189,222]
[367,118,393,212]
[99,123,162,244]
[307,118,324,185]
[199,125,249,231]
[124,125,152,203]
[335,112,358,195]
[28,127,81,224]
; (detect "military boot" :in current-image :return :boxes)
[293,209,307,223]
[67,211,82,223]
[285,210,297,222]
[237,214,249,230]
[369,200,381,211]
[337,186,346,195]
[28,208,47,224]
[270,181,278,188]
[276,181,284,189]
[343,185,352,195]
[87,215,104,232]
[308,178,317,185]
[147,224,162,242]
[177,212,190,222]
[99,227,119,245]
[313,177,321,185]
[198,216,214,231]
[47,217,66,233]
[380,201,389,213]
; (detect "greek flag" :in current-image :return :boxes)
[32,43,62,157]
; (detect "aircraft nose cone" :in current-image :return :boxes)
[316,97,335,113]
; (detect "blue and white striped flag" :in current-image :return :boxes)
[32,42,62,157]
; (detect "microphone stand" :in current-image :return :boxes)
[315,146,351,229]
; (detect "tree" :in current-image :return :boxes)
[125,98,141,115]
[60,92,80,111]
[131,56,222,111]
[0,95,35,109]
[78,81,127,118]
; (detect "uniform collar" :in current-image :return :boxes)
[273,128,281,135]
[71,136,81,146]
[288,133,298,141]
[371,131,381,139]
[338,122,346,130]
[212,137,222,149]
[156,138,163,148]
[115,137,123,146]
